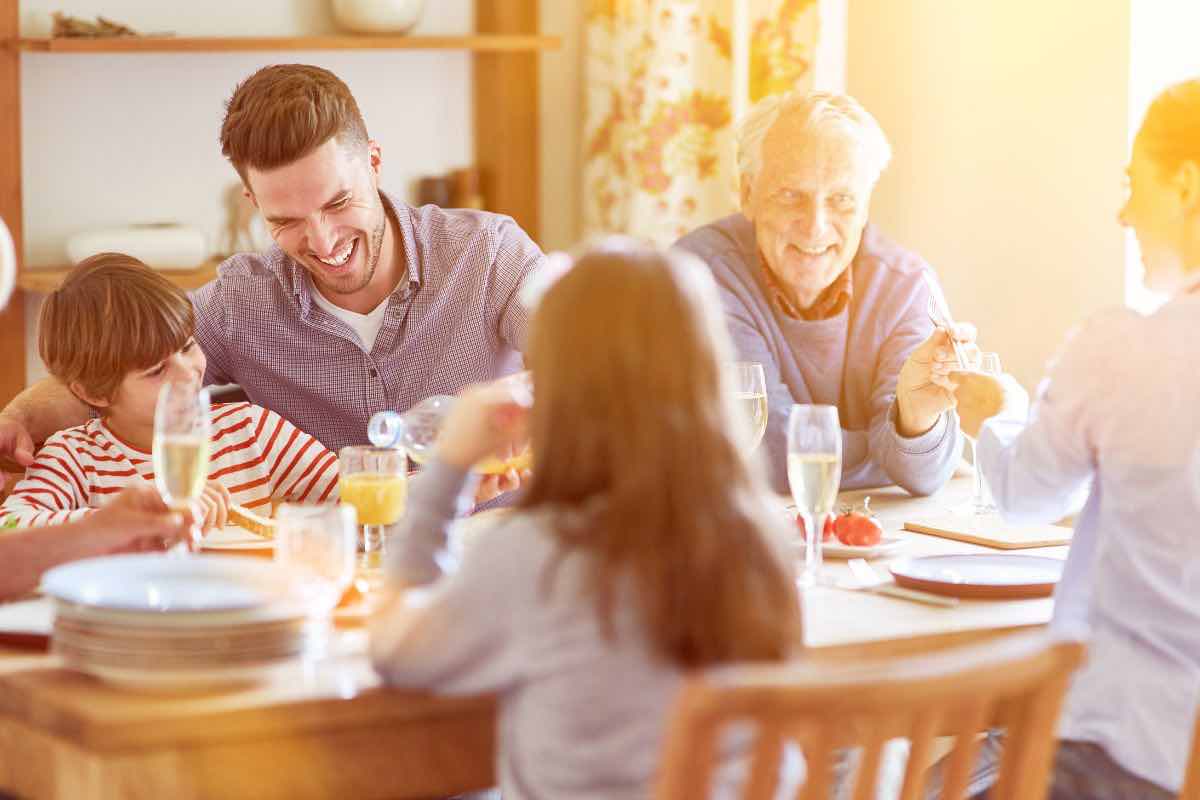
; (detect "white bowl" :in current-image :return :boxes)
[331,0,424,34]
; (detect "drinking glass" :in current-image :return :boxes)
[729,362,768,452]
[152,382,211,554]
[787,405,842,587]
[338,446,408,558]
[967,352,1003,514]
[275,503,357,612]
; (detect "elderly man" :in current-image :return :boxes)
[0,64,537,501]
[677,90,967,495]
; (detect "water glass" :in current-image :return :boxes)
[729,362,768,452]
[787,405,842,587]
[275,503,357,611]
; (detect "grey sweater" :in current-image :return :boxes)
[675,215,962,496]
[370,461,801,799]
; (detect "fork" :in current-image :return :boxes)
[923,276,970,370]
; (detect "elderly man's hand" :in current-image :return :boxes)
[895,323,978,437]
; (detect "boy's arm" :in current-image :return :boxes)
[0,379,90,473]
[257,408,340,505]
[0,438,93,529]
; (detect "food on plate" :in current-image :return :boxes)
[831,498,883,547]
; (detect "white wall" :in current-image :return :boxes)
[17,0,580,383]
[847,0,1131,390]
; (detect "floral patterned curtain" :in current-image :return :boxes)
[584,0,819,245]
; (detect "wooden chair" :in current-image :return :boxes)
[1180,710,1200,799]
[655,631,1085,800]
[0,456,25,504]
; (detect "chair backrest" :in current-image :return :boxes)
[1180,710,1200,800]
[654,631,1085,800]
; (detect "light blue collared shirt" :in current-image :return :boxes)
[978,295,1200,792]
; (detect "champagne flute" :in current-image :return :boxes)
[152,382,211,554]
[275,503,357,613]
[729,362,769,452]
[787,405,842,587]
[338,446,407,565]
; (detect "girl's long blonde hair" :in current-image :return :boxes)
[520,240,801,668]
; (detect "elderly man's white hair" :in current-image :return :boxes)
[736,90,893,191]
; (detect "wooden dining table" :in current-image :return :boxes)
[0,476,1067,799]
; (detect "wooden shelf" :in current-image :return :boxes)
[14,34,560,53]
[17,260,221,294]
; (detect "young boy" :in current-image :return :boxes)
[0,253,339,530]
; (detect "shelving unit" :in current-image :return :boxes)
[16,33,558,53]
[0,0,557,402]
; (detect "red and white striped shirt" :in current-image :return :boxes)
[0,403,339,529]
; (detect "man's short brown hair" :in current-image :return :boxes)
[220,64,369,184]
[39,253,194,406]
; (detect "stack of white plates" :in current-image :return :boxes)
[40,554,333,691]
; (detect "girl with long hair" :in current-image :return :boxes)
[370,240,802,798]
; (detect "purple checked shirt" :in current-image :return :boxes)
[191,194,541,451]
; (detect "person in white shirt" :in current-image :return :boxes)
[947,78,1200,799]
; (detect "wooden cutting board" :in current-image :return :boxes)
[904,514,1072,549]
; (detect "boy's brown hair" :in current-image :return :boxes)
[220,64,369,184]
[39,253,194,406]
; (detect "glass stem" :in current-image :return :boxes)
[361,524,385,554]
[798,510,822,587]
[969,436,985,508]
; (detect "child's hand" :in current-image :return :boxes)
[195,481,232,531]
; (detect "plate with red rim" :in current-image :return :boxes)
[889,554,1064,599]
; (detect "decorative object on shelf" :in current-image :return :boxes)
[66,223,208,271]
[50,12,169,39]
[331,0,425,34]
[451,167,484,209]
[415,175,454,208]
[221,183,274,257]
[414,168,485,210]
[0,215,15,308]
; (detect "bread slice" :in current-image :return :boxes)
[228,504,277,540]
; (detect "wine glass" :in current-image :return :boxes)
[966,352,1003,514]
[729,362,768,452]
[338,446,408,563]
[787,405,842,587]
[275,503,357,613]
[152,382,211,554]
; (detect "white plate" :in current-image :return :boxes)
[819,533,908,560]
[41,554,307,617]
[889,554,1064,599]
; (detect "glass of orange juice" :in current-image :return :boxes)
[338,446,407,557]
